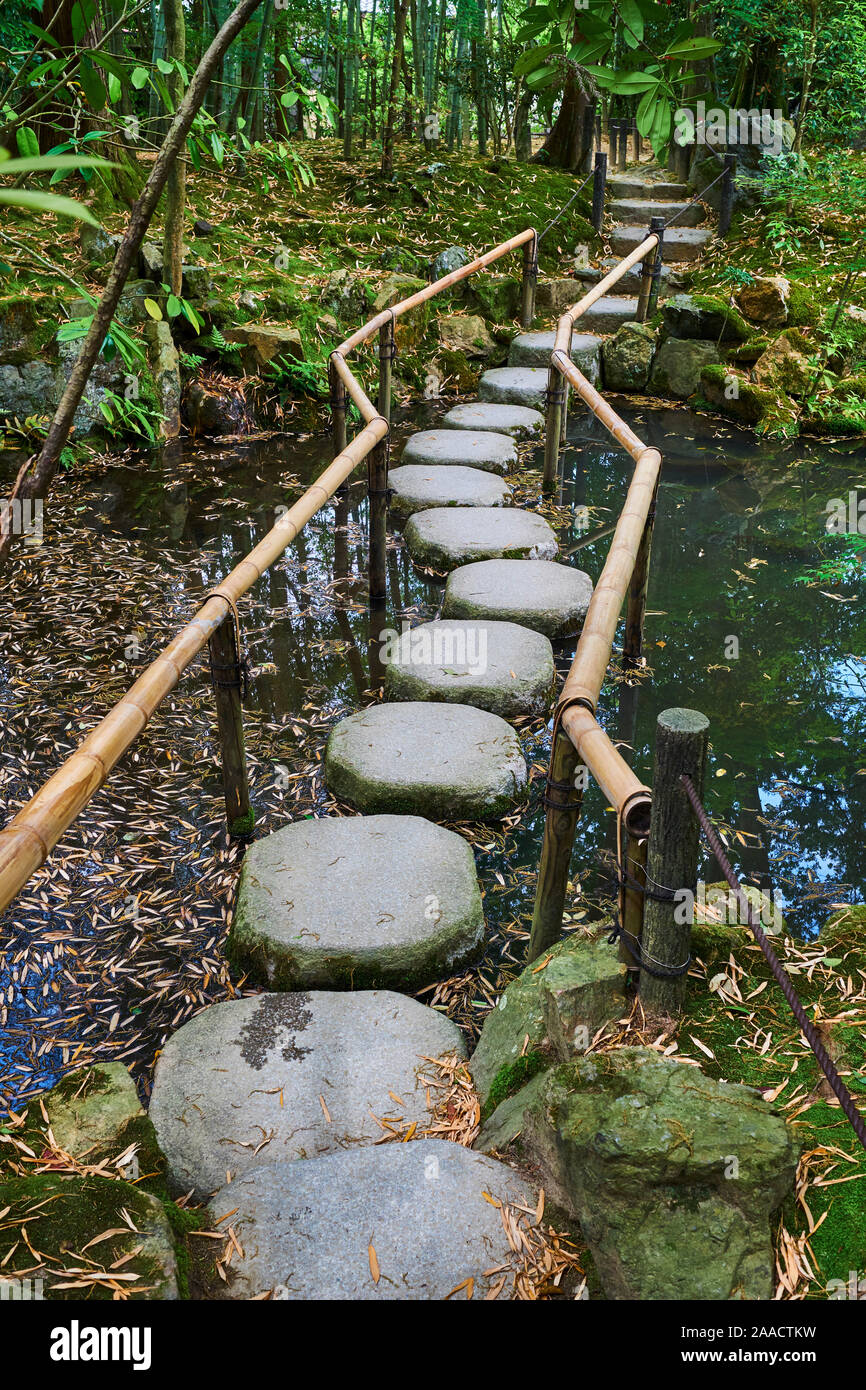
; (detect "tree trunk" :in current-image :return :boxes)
[537,65,585,168]
[514,82,532,160]
[162,0,187,299]
[381,0,409,178]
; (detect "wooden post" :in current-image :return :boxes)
[635,216,664,323]
[208,613,254,838]
[378,316,394,421]
[329,357,347,459]
[646,215,665,319]
[617,119,627,172]
[718,153,737,238]
[623,478,658,666]
[580,101,596,174]
[368,435,388,604]
[639,709,709,1013]
[608,117,618,167]
[620,829,647,970]
[592,151,607,234]
[543,362,565,494]
[520,232,537,330]
[528,727,583,961]
[631,119,641,163]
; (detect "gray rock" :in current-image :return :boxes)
[579,295,639,334]
[325,701,527,821]
[735,275,791,328]
[149,991,464,1196]
[430,246,469,280]
[601,322,656,391]
[389,465,511,520]
[404,506,557,571]
[114,278,166,326]
[441,403,544,438]
[661,293,747,342]
[649,337,720,398]
[508,331,601,384]
[56,340,126,434]
[79,221,121,267]
[0,297,41,365]
[41,1062,161,1184]
[321,268,370,321]
[0,361,59,420]
[478,366,548,410]
[610,196,704,227]
[139,241,164,280]
[228,814,484,990]
[384,619,554,718]
[401,428,516,475]
[534,278,586,318]
[207,1140,534,1300]
[181,264,214,300]
[607,175,687,200]
[442,558,592,639]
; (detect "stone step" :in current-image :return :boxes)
[509,331,602,382]
[325,701,527,821]
[229,814,484,991]
[478,366,548,411]
[442,559,592,640]
[441,402,544,438]
[401,428,516,475]
[205,1140,535,1301]
[149,991,464,1197]
[404,506,558,572]
[389,465,511,520]
[579,295,639,333]
[610,197,703,227]
[608,175,688,200]
[384,619,554,718]
[611,225,713,263]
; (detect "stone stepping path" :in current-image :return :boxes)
[389,464,511,520]
[441,401,544,438]
[611,224,712,263]
[442,558,593,639]
[228,814,484,991]
[609,196,703,227]
[149,990,464,1196]
[205,1140,535,1301]
[401,427,516,475]
[509,330,601,378]
[478,366,547,410]
[579,295,640,334]
[325,701,527,820]
[404,506,558,571]
[384,619,554,718]
[608,174,688,200]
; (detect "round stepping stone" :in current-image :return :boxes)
[228,814,484,990]
[441,402,544,438]
[509,331,602,383]
[384,619,553,718]
[401,428,516,475]
[580,295,639,333]
[404,506,557,572]
[442,559,593,640]
[389,464,511,521]
[149,991,464,1197]
[479,366,548,410]
[206,1140,535,1300]
[325,701,527,821]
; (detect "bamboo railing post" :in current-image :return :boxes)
[623,478,658,667]
[368,432,389,605]
[592,151,607,234]
[208,612,254,838]
[520,233,538,330]
[527,727,583,961]
[718,153,737,238]
[635,216,664,322]
[580,101,596,174]
[646,217,665,319]
[639,709,709,1013]
[543,360,565,494]
[620,829,648,970]
[329,356,347,459]
[378,315,395,421]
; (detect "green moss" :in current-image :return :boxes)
[162,1199,205,1300]
[691,293,751,342]
[482,1050,549,1123]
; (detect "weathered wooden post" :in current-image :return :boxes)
[718,153,737,238]
[631,118,641,163]
[609,117,619,168]
[520,232,538,330]
[368,434,389,604]
[617,119,627,172]
[635,216,664,323]
[528,725,583,961]
[623,477,658,666]
[208,608,254,838]
[639,709,709,1013]
[329,356,347,459]
[543,360,565,494]
[592,150,607,233]
[580,101,596,174]
[378,315,395,421]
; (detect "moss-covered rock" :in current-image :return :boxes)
[0,294,42,365]
[699,363,798,434]
[649,337,720,399]
[438,312,496,358]
[735,275,791,327]
[601,322,655,391]
[753,329,816,398]
[465,274,521,324]
[661,293,749,344]
[41,1062,168,1193]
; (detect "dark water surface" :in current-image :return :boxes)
[0,398,863,1108]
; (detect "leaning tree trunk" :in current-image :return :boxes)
[536,64,585,168]
[162,0,187,298]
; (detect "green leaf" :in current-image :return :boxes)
[166,294,182,317]
[180,300,202,333]
[56,317,92,342]
[0,189,98,224]
[0,155,110,175]
[210,131,224,166]
[130,66,149,89]
[156,58,173,74]
[662,37,723,61]
[143,298,163,321]
[78,56,106,112]
[15,127,40,160]
[618,0,644,46]
[108,72,122,105]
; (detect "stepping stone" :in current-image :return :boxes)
[401,427,516,476]
[612,226,712,263]
[509,331,602,384]
[478,366,548,410]
[384,619,554,718]
[579,295,639,333]
[442,559,592,640]
[608,175,688,200]
[609,197,703,226]
[149,991,464,1197]
[325,702,526,821]
[389,464,511,521]
[404,506,558,571]
[441,402,544,438]
[206,1140,534,1301]
[228,814,484,990]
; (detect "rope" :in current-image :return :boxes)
[681,773,866,1155]
[608,916,691,977]
[538,171,595,244]
[203,590,250,704]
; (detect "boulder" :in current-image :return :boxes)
[0,361,59,421]
[114,278,166,327]
[661,294,748,343]
[384,618,554,718]
[534,278,582,318]
[56,341,126,434]
[649,338,720,399]
[735,275,791,328]
[42,1062,163,1184]
[465,274,521,323]
[509,332,602,386]
[602,322,656,391]
[325,701,527,821]
[478,367,548,410]
[442,558,592,639]
[438,313,496,358]
[401,427,515,475]
[0,295,41,365]
[149,991,465,1196]
[79,221,120,267]
[181,264,214,300]
[228,814,484,990]
[404,506,558,570]
[579,295,640,334]
[139,241,164,280]
[374,274,429,348]
[430,246,469,280]
[321,268,370,322]
[699,364,790,428]
[520,1048,799,1300]
[223,324,305,371]
[752,329,814,397]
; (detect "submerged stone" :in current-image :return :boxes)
[228,814,484,990]
[149,991,464,1196]
[441,402,544,438]
[389,465,510,521]
[442,558,592,639]
[404,506,557,571]
[384,619,554,718]
[401,427,516,474]
[325,701,527,821]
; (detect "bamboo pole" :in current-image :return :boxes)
[527,728,582,961]
[208,613,254,837]
[520,232,537,330]
[378,315,395,421]
[368,434,389,604]
[623,477,658,666]
[542,361,565,494]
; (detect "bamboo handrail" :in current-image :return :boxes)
[0,225,540,917]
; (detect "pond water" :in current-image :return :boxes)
[0,397,863,1109]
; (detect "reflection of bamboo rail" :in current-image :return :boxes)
[0,226,539,917]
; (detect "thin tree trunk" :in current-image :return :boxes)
[162,0,186,298]
[381,0,409,177]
